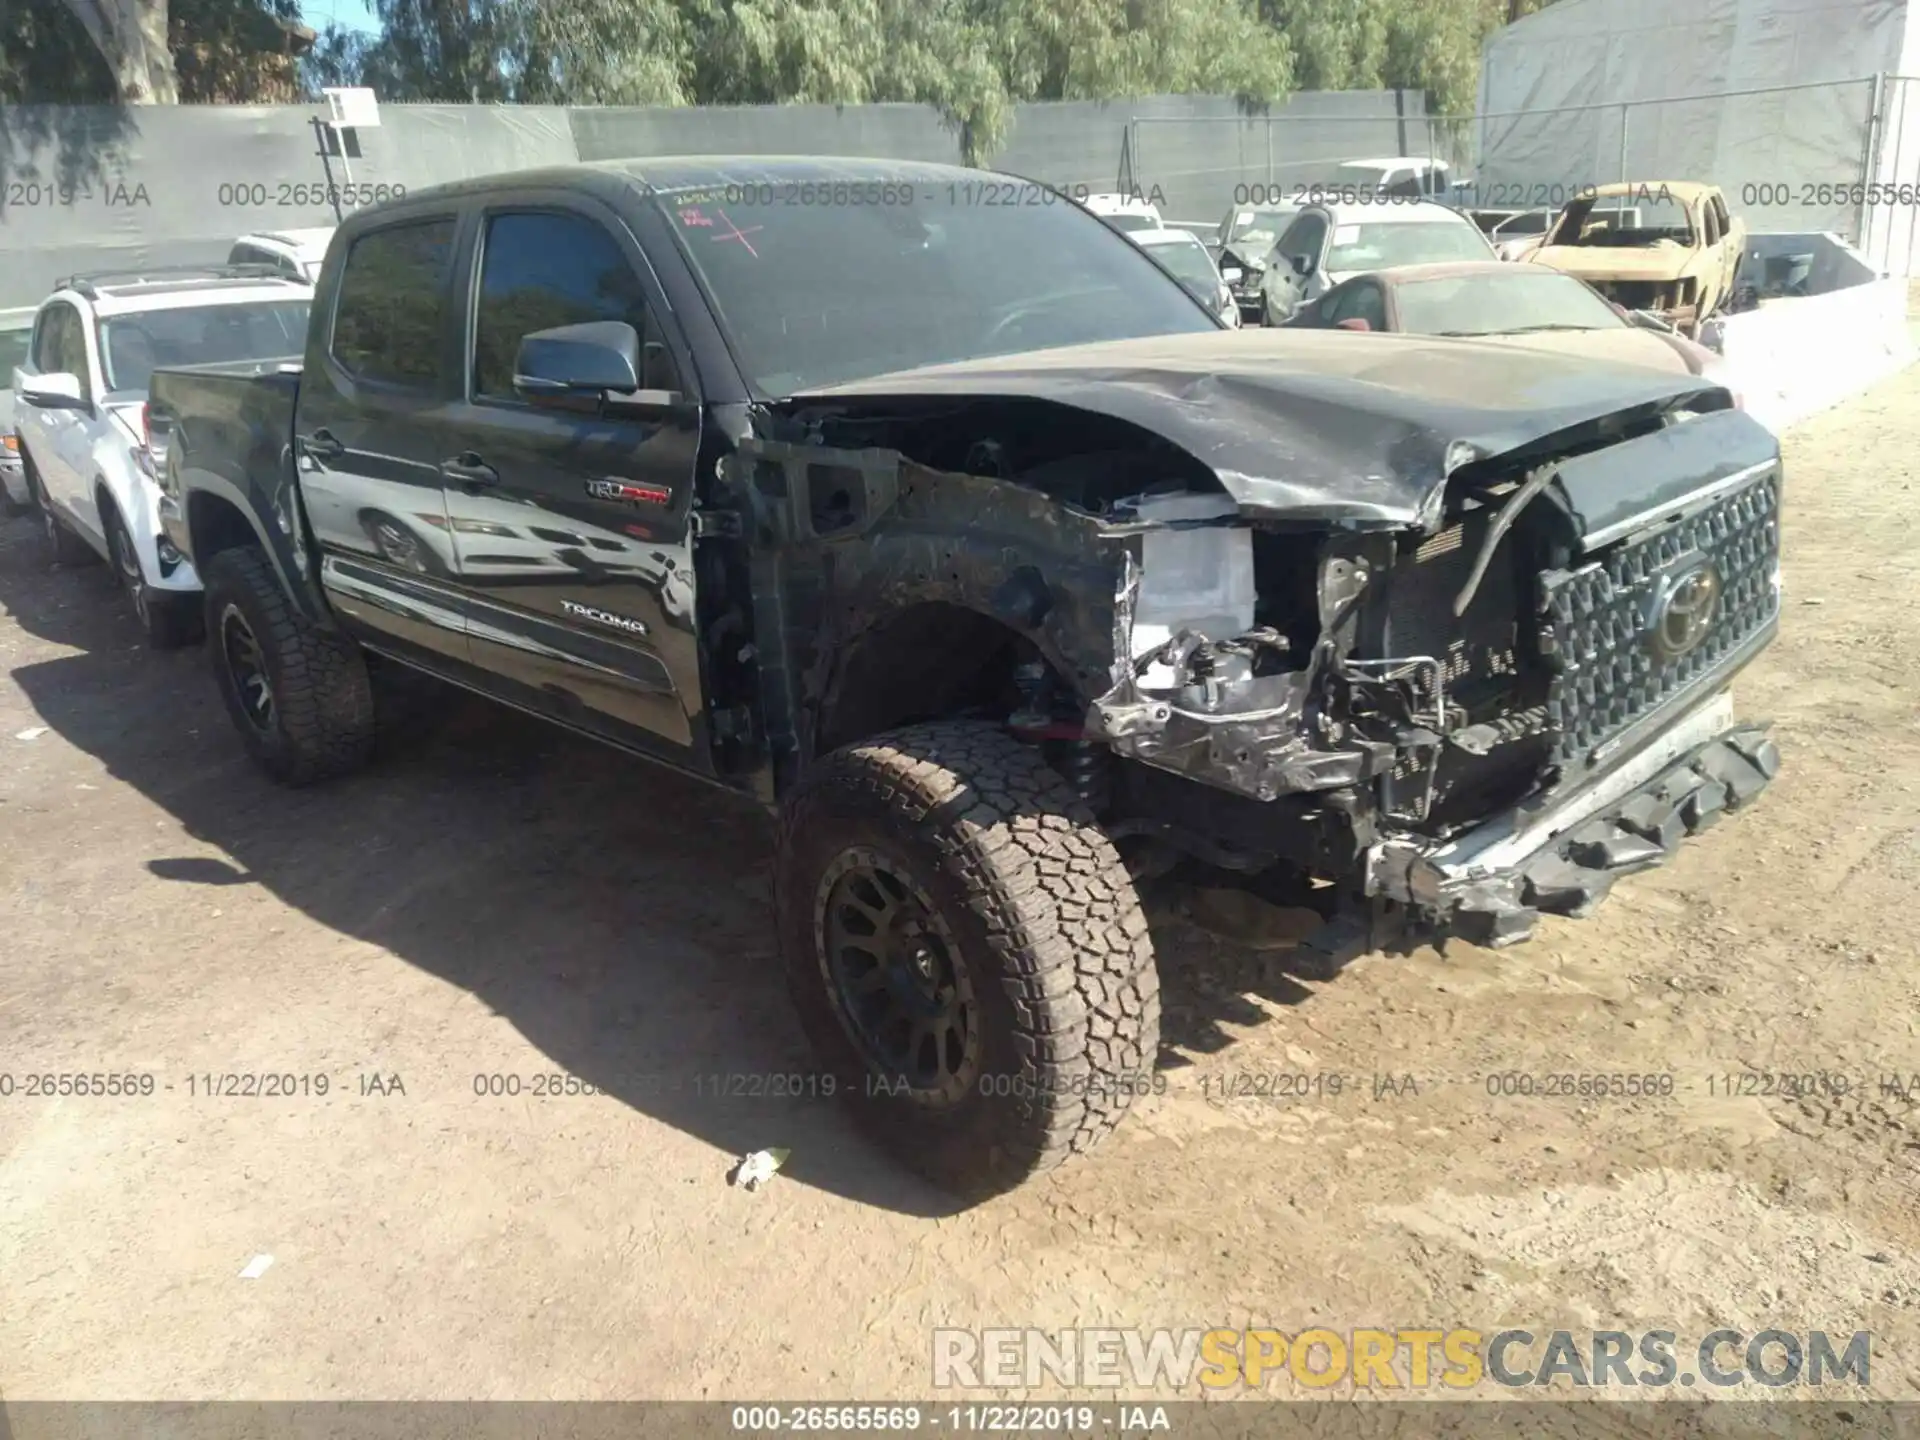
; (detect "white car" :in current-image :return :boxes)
[11,267,312,645]
[227,227,336,283]
[1255,198,1498,325]
[1082,193,1164,234]
[0,307,35,514]
[1327,157,1457,200]
[1130,228,1241,327]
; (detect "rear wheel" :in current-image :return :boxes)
[775,721,1160,1198]
[105,503,201,649]
[203,547,375,786]
[26,457,96,568]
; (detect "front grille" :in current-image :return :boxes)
[1541,472,1779,766]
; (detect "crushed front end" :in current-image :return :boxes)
[1087,401,1783,949]
[1586,276,1700,335]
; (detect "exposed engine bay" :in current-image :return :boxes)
[715,328,1783,956]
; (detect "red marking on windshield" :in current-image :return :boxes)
[679,206,714,227]
[711,208,763,258]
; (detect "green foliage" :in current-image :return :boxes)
[5,0,1566,158]
[1,0,119,102]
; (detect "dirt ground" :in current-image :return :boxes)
[1,361,1916,1413]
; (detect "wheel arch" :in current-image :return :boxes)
[185,488,332,628]
[809,600,1087,762]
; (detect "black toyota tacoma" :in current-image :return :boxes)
[148,157,1783,1196]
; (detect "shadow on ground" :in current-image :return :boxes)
[0,515,1318,1214]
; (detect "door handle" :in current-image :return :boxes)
[440,453,500,488]
[303,428,345,462]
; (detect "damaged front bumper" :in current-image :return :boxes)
[1366,690,1780,946]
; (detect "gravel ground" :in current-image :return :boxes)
[0,361,1915,1414]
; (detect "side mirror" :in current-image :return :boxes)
[1289,253,1314,278]
[1220,266,1244,284]
[1334,317,1373,332]
[514,321,694,422]
[514,320,641,401]
[21,372,87,411]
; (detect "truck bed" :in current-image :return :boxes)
[147,360,301,513]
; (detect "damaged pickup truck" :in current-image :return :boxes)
[147,158,1784,1198]
[1528,181,1747,338]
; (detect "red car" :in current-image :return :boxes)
[1283,260,1740,401]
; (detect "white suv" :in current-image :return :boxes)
[1082,192,1164,234]
[227,227,336,283]
[11,267,312,645]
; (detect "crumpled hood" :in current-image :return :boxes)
[794,328,1735,528]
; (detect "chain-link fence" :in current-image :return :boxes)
[0,90,1423,307]
[1126,75,1887,251]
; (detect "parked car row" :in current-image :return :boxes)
[1207,173,1750,342]
[6,257,319,642]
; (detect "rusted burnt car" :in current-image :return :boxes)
[1527,182,1746,337]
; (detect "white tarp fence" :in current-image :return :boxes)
[1478,0,1913,257]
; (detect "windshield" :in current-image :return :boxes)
[1225,207,1295,251]
[662,186,1216,393]
[99,301,310,392]
[1556,193,1696,247]
[1326,220,1493,273]
[0,328,31,387]
[1394,271,1625,336]
[1143,237,1221,298]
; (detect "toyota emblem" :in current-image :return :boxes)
[1648,561,1722,660]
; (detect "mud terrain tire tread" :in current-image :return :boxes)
[203,546,375,786]
[775,721,1160,1197]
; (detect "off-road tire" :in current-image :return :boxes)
[26,455,96,569]
[775,721,1161,1198]
[203,546,375,786]
[104,502,201,649]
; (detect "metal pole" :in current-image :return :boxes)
[1266,120,1273,189]
[1618,102,1630,187]
[1857,73,1885,254]
[311,115,346,224]
[1895,79,1919,279]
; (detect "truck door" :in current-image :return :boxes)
[295,213,470,671]
[441,200,705,760]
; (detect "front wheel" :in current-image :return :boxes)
[202,547,376,786]
[775,722,1161,1198]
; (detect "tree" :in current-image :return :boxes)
[57,0,179,101]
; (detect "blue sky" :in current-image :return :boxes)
[301,0,378,34]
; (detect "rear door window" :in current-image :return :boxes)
[1324,281,1387,329]
[330,217,457,390]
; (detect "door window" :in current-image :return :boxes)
[33,303,91,401]
[330,217,457,390]
[1275,214,1329,275]
[1323,281,1387,330]
[471,210,682,402]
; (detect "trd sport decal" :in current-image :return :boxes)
[585,478,671,506]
